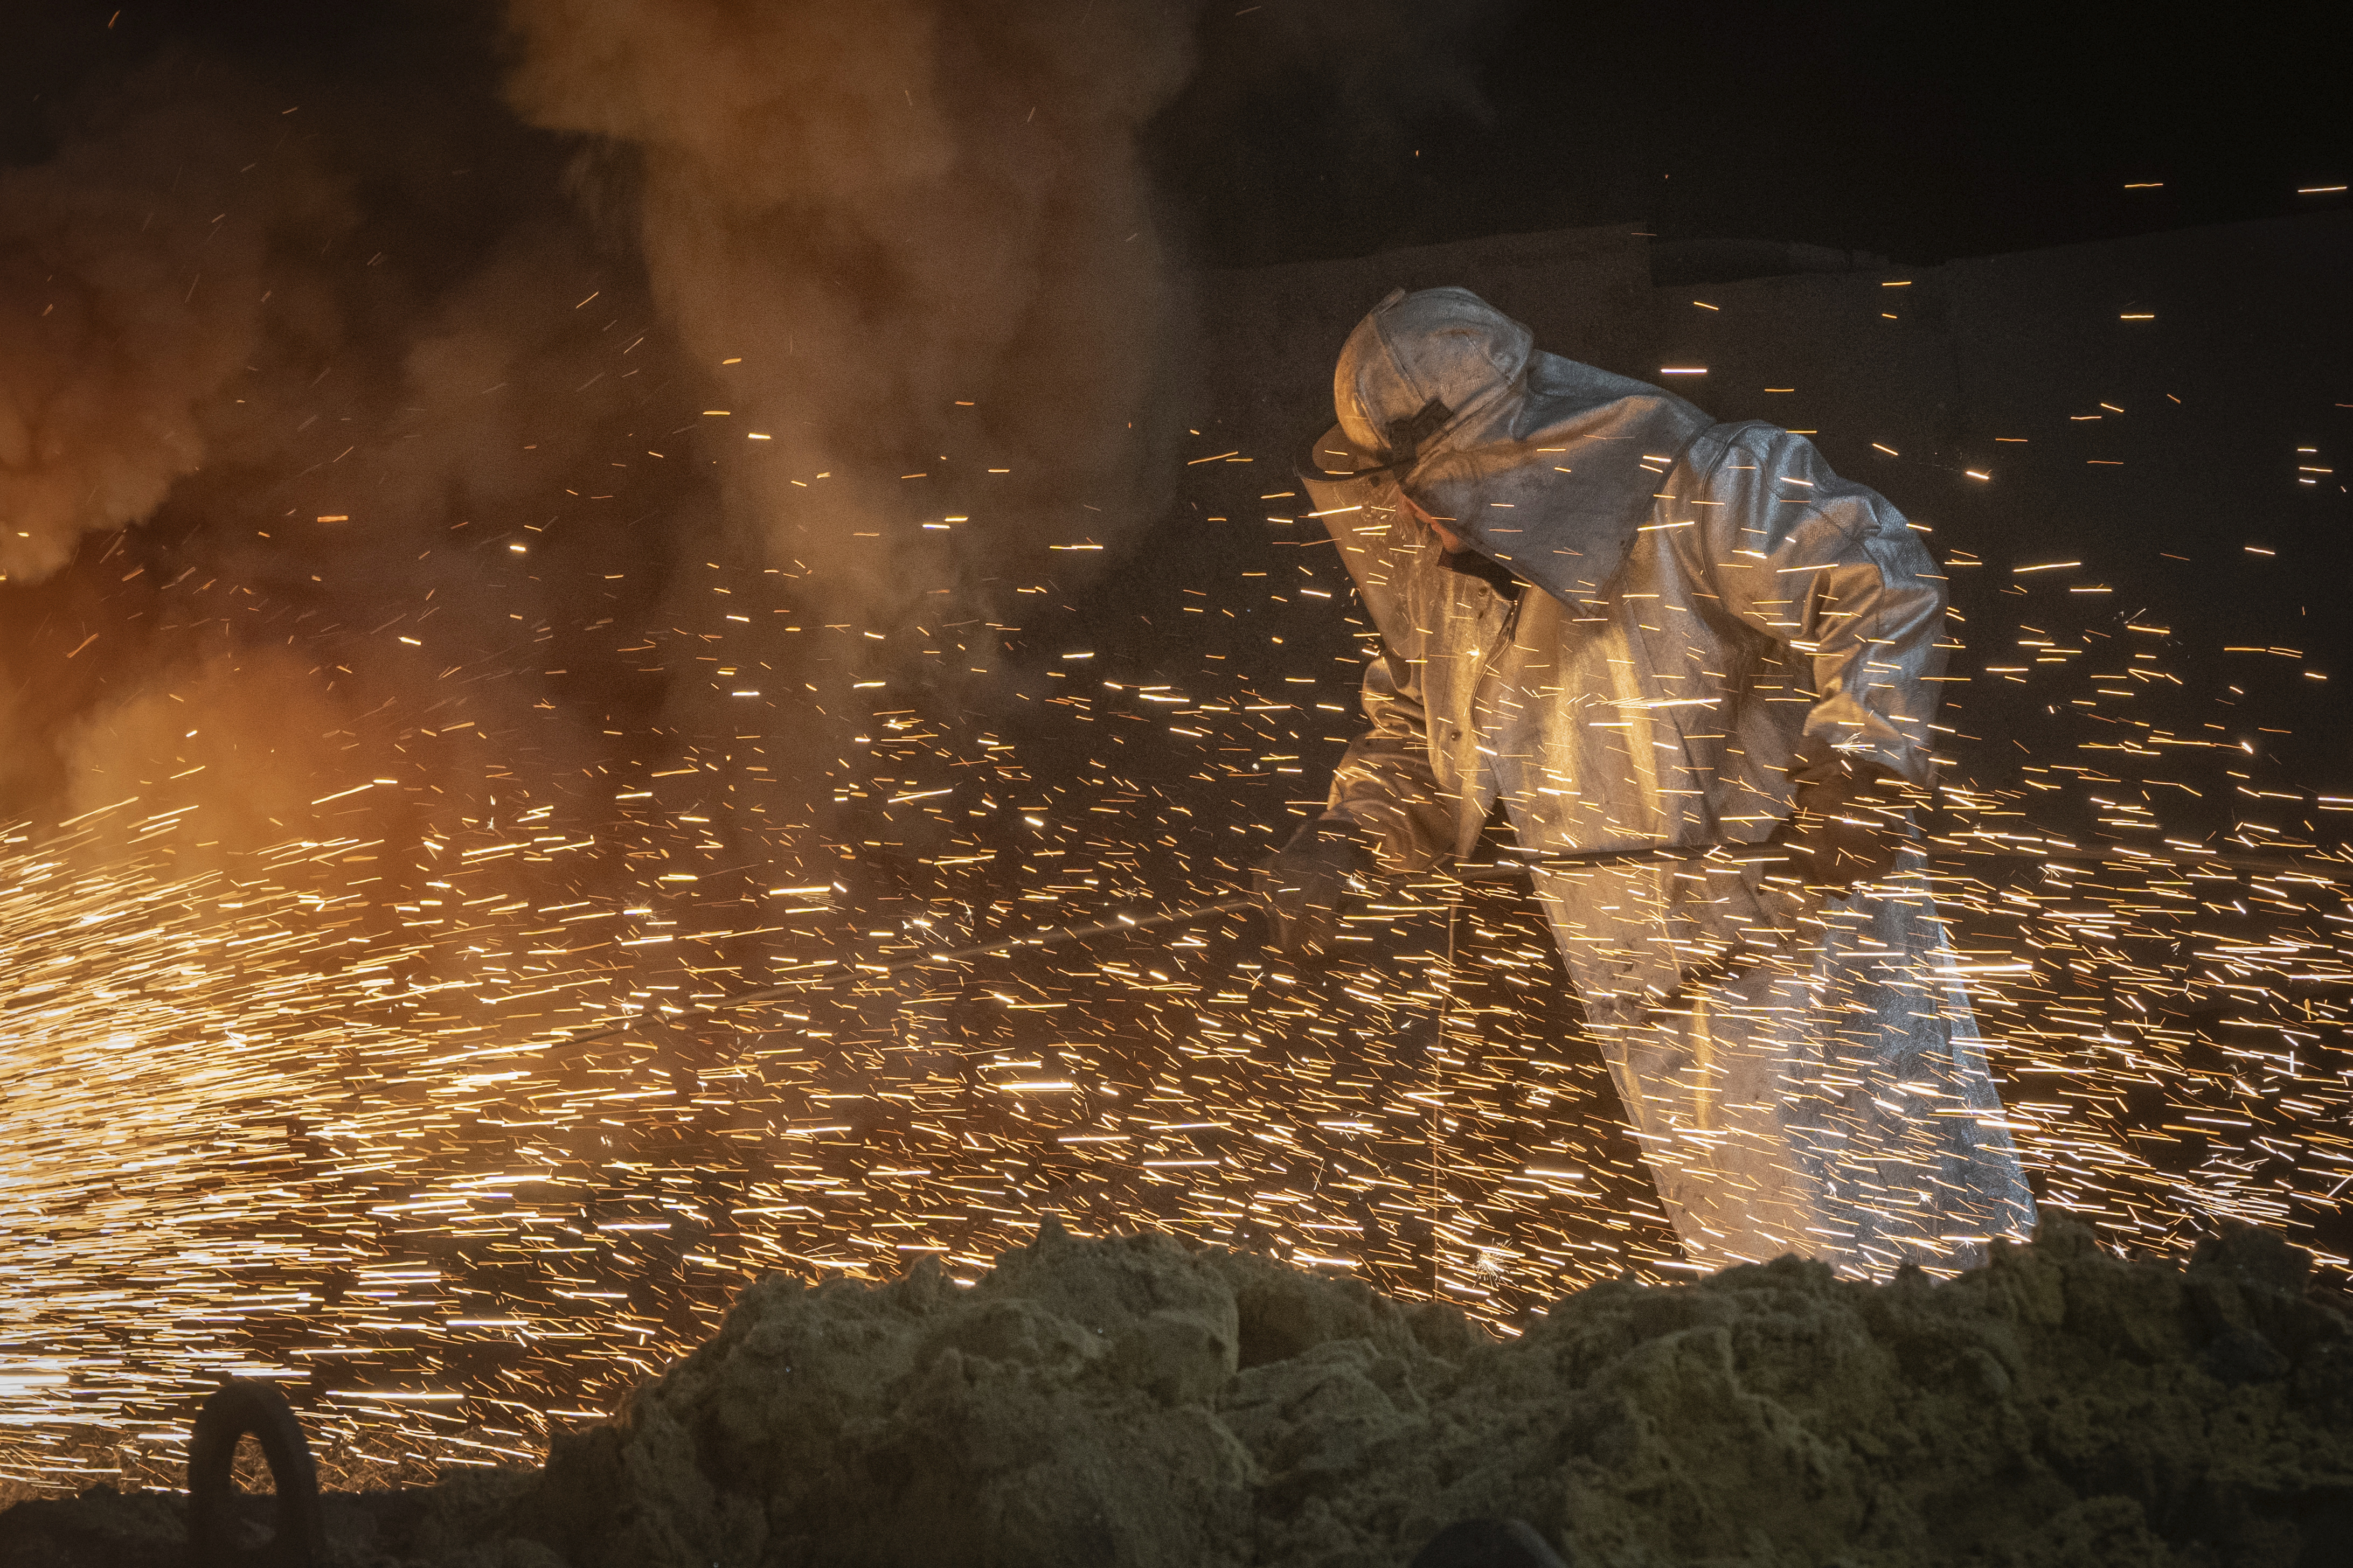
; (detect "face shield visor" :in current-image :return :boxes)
[1295,394,1454,533]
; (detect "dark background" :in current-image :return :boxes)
[9,0,2348,270]
[1153,0,2352,267]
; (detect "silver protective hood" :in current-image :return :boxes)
[1311,287,1713,603]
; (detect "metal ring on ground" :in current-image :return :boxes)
[187,1378,324,1568]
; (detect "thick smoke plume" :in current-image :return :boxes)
[0,0,1216,872]
[504,0,1202,629]
[0,47,665,874]
[0,4,1479,869]
[0,75,349,586]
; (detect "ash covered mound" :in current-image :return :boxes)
[504,1217,2353,1568]
[6,1219,2351,1567]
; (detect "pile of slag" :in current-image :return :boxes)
[503,1216,2351,1567]
[5,1217,2349,1567]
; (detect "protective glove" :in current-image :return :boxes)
[1773,763,1918,893]
[1252,818,1372,960]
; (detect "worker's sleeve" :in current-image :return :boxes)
[1686,426,1949,787]
[1324,644,1457,870]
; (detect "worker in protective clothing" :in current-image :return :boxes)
[1262,285,2035,1278]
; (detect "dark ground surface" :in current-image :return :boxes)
[4,1219,2350,1567]
[0,1468,544,1568]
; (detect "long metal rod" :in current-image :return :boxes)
[544,834,2345,1051]
[1923,840,2352,881]
[1471,839,2353,884]
[550,896,1261,1050]
[550,842,1714,1048]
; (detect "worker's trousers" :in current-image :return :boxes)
[1546,858,2037,1278]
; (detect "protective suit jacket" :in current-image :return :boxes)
[1301,287,2034,1276]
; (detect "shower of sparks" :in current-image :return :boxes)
[2,434,2347,1499]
